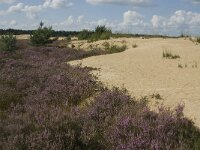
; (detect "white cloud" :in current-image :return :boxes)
[86,0,152,6]
[22,5,43,19]
[77,15,84,23]
[151,15,167,28]
[0,0,73,19]
[43,0,73,8]
[151,10,200,35]
[122,10,145,26]
[7,3,24,13]
[151,10,200,28]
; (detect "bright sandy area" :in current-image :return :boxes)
[69,37,200,127]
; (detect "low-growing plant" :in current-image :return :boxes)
[66,35,71,42]
[108,45,127,53]
[0,34,16,51]
[151,93,162,100]
[102,41,110,50]
[163,50,180,59]
[30,22,56,46]
[132,43,138,48]
[178,64,183,68]
[197,37,200,43]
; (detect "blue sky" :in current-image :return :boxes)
[0,0,200,35]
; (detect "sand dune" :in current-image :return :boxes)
[69,38,200,127]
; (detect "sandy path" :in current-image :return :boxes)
[69,38,200,127]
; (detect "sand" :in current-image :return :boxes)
[69,37,200,127]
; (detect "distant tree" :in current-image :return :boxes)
[78,29,93,40]
[30,21,55,46]
[95,25,111,35]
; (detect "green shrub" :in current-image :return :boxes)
[197,37,200,43]
[132,44,138,48]
[0,34,16,51]
[30,22,55,46]
[163,50,180,59]
[108,45,127,53]
[95,25,112,40]
[102,41,110,50]
[66,35,71,42]
[78,26,112,41]
[78,29,93,40]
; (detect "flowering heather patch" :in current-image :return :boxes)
[0,46,200,149]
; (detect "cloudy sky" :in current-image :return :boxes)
[0,0,200,35]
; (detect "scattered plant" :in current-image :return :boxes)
[178,64,183,68]
[151,93,162,100]
[0,34,16,51]
[108,45,127,53]
[132,43,138,48]
[163,50,180,59]
[102,41,110,50]
[197,37,200,43]
[66,35,71,42]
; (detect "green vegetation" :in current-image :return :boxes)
[78,25,112,41]
[0,34,16,51]
[132,43,138,48]
[30,22,56,46]
[197,37,200,43]
[151,93,162,100]
[109,45,127,53]
[163,50,180,59]
[103,41,127,53]
[78,29,93,40]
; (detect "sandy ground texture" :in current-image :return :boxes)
[69,37,200,127]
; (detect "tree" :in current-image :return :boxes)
[30,21,55,46]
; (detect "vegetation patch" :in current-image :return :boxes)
[30,22,57,46]
[163,50,181,59]
[0,34,16,51]
[103,41,127,53]
[78,26,112,41]
[132,43,138,48]
[151,93,163,100]
[197,37,200,43]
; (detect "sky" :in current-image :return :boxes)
[0,0,200,36]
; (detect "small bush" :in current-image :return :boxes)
[197,37,200,43]
[109,45,127,53]
[151,93,162,100]
[163,50,180,59]
[0,34,16,51]
[178,64,183,68]
[66,35,71,42]
[30,22,55,46]
[132,44,138,48]
[102,41,110,50]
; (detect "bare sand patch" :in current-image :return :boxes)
[69,37,200,127]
